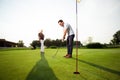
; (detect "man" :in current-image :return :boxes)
[38,30,44,53]
[58,19,75,58]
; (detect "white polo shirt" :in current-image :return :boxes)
[64,23,74,36]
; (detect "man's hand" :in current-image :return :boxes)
[63,36,65,40]
[62,36,65,42]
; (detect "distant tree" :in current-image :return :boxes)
[53,39,62,47]
[86,42,103,48]
[110,30,120,45]
[31,38,83,48]
[30,40,40,49]
[61,40,66,47]
[73,41,83,47]
[18,40,24,47]
[110,39,116,45]
[44,39,66,47]
[44,38,51,48]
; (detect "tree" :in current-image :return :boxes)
[52,39,62,47]
[86,42,104,48]
[31,38,82,48]
[111,30,120,45]
[30,40,40,49]
[18,40,24,47]
[73,41,83,47]
[44,38,52,48]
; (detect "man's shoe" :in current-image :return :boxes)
[65,54,72,58]
[64,54,69,57]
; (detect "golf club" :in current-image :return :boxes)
[52,47,59,58]
[52,40,64,58]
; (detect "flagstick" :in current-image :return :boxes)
[74,0,80,74]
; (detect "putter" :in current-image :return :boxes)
[52,47,59,58]
[52,39,63,58]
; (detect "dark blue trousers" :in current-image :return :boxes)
[67,34,75,55]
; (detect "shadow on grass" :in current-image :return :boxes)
[73,58,120,76]
[26,53,58,80]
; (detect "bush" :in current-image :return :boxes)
[86,43,104,48]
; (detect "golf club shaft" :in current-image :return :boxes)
[52,47,59,57]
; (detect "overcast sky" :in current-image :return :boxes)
[0,0,120,46]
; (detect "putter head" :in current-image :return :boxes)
[52,55,55,58]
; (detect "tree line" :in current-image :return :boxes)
[30,30,120,49]
[30,39,82,48]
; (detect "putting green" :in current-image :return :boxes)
[0,48,120,80]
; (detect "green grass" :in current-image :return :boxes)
[0,48,120,80]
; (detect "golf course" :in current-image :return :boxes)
[0,48,120,80]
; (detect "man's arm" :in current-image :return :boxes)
[63,28,68,41]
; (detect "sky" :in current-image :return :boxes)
[0,0,120,46]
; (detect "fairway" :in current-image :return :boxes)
[0,48,120,80]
